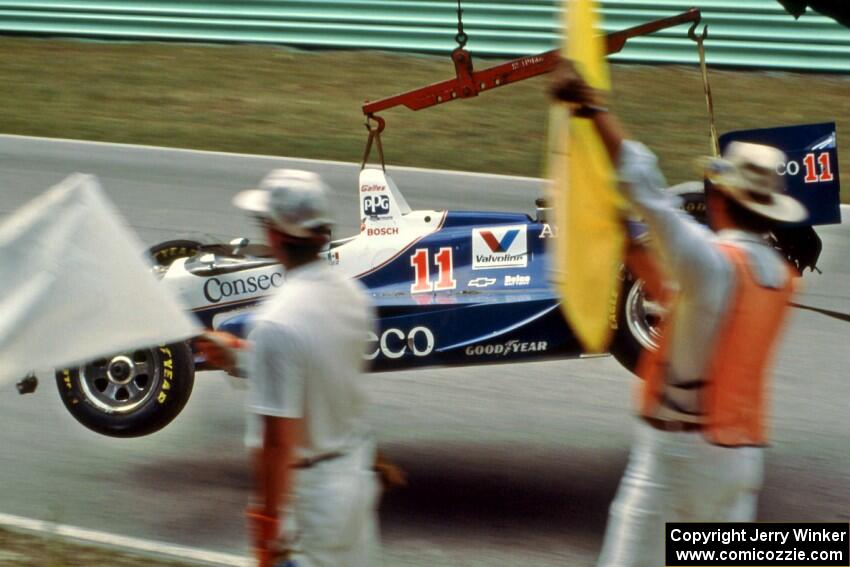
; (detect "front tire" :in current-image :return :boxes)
[56,342,194,437]
[148,239,202,266]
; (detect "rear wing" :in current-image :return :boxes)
[719,123,841,226]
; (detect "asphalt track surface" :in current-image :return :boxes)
[0,135,848,566]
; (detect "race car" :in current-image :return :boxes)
[54,122,841,437]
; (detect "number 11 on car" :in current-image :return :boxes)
[411,248,456,293]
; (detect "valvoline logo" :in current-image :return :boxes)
[479,229,519,253]
[472,225,527,270]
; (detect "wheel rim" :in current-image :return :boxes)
[78,349,161,414]
[624,281,666,352]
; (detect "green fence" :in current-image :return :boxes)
[1,1,848,71]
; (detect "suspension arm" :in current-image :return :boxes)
[362,8,701,117]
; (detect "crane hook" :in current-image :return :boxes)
[688,20,708,44]
[455,0,468,48]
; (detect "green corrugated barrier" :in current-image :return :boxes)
[1,1,848,71]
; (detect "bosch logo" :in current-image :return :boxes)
[365,327,435,360]
[203,273,283,303]
[465,340,548,357]
[366,227,399,237]
[363,195,391,216]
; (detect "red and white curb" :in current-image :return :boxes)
[0,512,249,566]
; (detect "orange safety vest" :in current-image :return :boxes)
[637,243,796,447]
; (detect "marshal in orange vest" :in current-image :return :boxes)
[638,243,796,447]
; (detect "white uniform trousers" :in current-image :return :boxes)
[597,418,763,567]
[286,442,381,567]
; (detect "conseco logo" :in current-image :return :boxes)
[465,339,548,357]
[203,273,283,303]
[365,327,435,360]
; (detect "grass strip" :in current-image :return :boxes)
[0,527,192,566]
[2,38,848,201]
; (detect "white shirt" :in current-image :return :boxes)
[618,141,791,414]
[244,260,375,458]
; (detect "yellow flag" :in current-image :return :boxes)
[547,0,625,353]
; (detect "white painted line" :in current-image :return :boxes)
[0,133,542,183]
[0,512,249,566]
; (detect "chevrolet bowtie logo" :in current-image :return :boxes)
[468,277,496,288]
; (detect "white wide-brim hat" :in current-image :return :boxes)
[233,169,334,238]
[702,141,808,223]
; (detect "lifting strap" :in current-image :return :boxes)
[689,22,720,157]
[360,115,386,171]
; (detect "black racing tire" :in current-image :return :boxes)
[148,239,202,267]
[609,271,663,374]
[609,184,702,373]
[55,342,194,438]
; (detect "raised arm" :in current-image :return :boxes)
[548,59,726,290]
[549,59,624,164]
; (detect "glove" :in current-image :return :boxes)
[193,331,246,374]
[548,58,605,116]
[245,506,285,567]
[373,452,407,492]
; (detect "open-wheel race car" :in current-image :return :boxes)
[54,120,841,437]
[50,7,844,437]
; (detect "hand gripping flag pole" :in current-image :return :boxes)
[547,0,624,353]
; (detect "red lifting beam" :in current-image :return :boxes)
[362,8,701,119]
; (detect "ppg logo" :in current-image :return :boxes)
[363,195,390,216]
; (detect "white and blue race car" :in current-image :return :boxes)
[55,122,841,437]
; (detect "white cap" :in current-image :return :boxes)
[702,142,808,223]
[233,169,333,238]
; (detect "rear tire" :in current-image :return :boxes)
[55,342,194,438]
[610,184,700,373]
[610,272,664,374]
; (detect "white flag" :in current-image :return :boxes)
[0,174,200,385]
